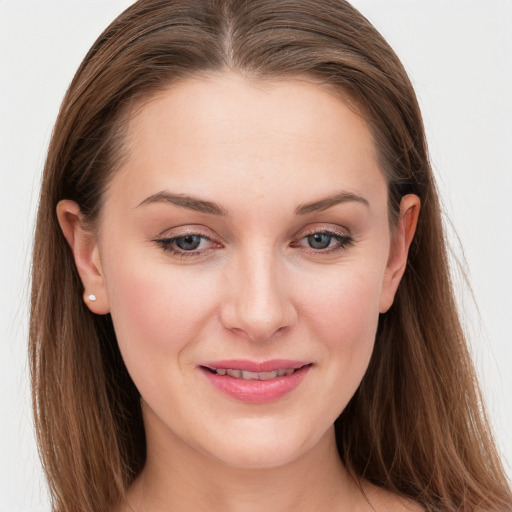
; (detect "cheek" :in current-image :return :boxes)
[301,261,383,339]
[103,253,220,376]
[298,263,383,396]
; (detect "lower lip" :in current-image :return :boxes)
[200,365,311,403]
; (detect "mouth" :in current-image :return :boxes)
[201,366,304,380]
[198,360,313,403]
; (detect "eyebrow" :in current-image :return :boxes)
[136,189,369,216]
[136,191,228,216]
[295,191,369,215]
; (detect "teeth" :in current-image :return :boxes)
[259,371,279,381]
[241,370,260,380]
[214,368,297,380]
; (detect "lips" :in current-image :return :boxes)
[210,367,296,380]
[198,359,312,403]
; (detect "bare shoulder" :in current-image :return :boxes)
[362,481,425,512]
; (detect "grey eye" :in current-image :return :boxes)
[175,235,202,251]
[307,233,332,249]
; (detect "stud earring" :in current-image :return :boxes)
[87,294,97,302]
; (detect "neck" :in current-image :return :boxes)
[122,415,368,512]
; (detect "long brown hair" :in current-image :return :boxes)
[30,1,512,511]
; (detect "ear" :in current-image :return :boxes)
[56,200,110,314]
[379,194,420,313]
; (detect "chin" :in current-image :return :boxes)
[208,441,306,470]
[194,419,327,470]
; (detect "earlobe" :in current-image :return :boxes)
[379,194,420,313]
[56,200,110,314]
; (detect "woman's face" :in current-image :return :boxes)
[82,73,415,468]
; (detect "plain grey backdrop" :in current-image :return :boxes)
[1,1,511,510]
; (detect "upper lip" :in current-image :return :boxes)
[200,359,311,372]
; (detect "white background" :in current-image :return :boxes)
[1,1,511,510]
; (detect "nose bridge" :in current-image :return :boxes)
[222,242,296,341]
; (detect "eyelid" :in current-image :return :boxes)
[156,224,215,239]
[151,225,224,258]
[298,225,351,238]
[292,222,353,244]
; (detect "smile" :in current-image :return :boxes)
[207,368,296,380]
[199,360,312,403]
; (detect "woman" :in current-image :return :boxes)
[29,1,512,511]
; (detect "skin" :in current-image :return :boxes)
[58,72,421,512]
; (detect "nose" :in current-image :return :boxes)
[220,248,297,342]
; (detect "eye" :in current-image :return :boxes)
[174,234,203,251]
[293,228,354,253]
[153,232,219,257]
[306,233,334,250]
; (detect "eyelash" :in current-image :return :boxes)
[153,229,354,258]
[293,230,354,254]
[153,233,216,258]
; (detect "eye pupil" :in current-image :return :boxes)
[307,233,332,249]
[176,235,202,251]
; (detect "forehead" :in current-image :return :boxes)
[109,72,386,214]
